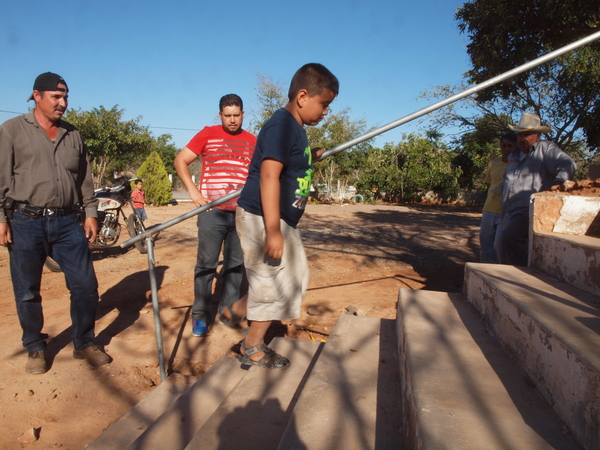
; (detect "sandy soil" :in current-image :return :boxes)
[0,201,483,449]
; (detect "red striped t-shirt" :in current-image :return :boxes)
[185,125,256,211]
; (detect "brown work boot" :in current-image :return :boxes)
[73,345,112,367]
[25,350,48,374]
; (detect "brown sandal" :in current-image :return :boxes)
[238,339,290,370]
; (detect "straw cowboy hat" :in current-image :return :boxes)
[509,113,552,133]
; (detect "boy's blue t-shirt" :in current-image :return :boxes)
[238,108,313,227]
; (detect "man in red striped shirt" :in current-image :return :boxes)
[175,94,256,337]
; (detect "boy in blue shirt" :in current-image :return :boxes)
[234,63,339,369]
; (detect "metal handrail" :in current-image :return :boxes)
[120,29,600,381]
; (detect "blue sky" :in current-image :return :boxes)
[1,0,472,150]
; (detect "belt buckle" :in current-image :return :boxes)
[45,208,57,217]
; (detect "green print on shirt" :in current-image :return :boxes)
[295,146,313,197]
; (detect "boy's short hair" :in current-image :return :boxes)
[288,63,339,101]
[219,94,243,112]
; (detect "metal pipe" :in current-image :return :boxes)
[319,29,600,160]
[120,190,241,247]
[122,29,600,249]
[146,236,167,381]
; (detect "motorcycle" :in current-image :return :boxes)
[44,177,149,272]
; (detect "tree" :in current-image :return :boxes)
[307,107,372,197]
[151,134,179,178]
[64,106,156,186]
[136,151,173,206]
[249,73,287,133]
[357,133,462,203]
[423,74,593,180]
[250,73,373,197]
[450,114,510,190]
[455,0,600,150]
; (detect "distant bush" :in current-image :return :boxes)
[136,151,173,206]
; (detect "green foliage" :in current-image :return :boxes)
[64,106,155,186]
[308,107,372,195]
[449,113,513,190]
[250,73,373,198]
[136,151,173,206]
[152,134,179,177]
[249,73,287,133]
[456,0,600,91]
[357,134,462,203]
[455,0,600,150]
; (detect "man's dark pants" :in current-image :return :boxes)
[8,210,99,353]
[193,208,243,323]
[500,211,529,267]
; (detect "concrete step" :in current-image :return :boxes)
[127,356,246,450]
[530,231,600,297]
[397,288,581,449]
[464,263,600,449]
[86,373,198,449]
[184,337,322,450]
[277,314,402,450]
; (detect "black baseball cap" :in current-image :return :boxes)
[27,72,69,101]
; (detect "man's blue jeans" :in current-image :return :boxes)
[193,208,244,323]
[9,210,99,352]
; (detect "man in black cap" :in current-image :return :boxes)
[0,72,111,374]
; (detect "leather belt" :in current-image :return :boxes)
[15,202,73,217]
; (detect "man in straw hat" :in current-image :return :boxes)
[500,113,576,266]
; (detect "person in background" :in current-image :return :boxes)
[0,72,111,374]
[174,94,256,337]
[131,179,147,223]
[479,133,516,263]
[501,113,576,266]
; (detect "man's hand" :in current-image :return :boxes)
[83,217,98,244]
[190,190,211,208]
[0,222,12,246]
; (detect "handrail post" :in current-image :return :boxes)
[146,236,166,381]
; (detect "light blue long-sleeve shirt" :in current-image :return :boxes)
[501,140,576,218]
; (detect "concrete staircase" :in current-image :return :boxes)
[87,314,402,450]
[87,193,599,449]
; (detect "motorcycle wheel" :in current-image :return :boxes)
[44,257,62,273]
[126,214,148,254]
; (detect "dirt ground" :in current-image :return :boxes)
[0,201,483,449]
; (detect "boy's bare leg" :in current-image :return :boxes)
[221,294,248,328]
[242,321,272,362]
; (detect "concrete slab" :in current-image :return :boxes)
[277,314,402,450]
[531,193,600,236]
[184,337,322,450]
[464,263,600,449]
[128,356,245,450]
[86,373,197,450]
[397,288,581,449]
[531,232,600,297]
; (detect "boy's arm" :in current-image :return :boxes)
[311,147,325,161]
[260,158,284,260]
